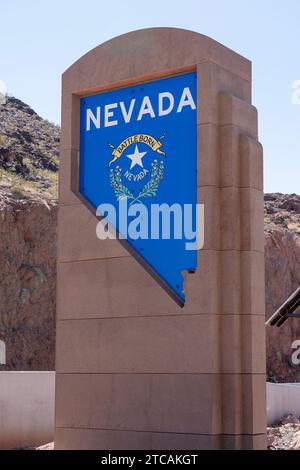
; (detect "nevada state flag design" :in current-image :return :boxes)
[79,72,197,305]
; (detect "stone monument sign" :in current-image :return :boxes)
[55,27,266,450]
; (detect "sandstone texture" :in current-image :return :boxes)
[267,415,300,450]
[265,193,300,382]
[0,188,57,370]
[0,96,58,370]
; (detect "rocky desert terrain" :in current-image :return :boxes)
[0,96,58,370]
[0,96,59,190]
[265,193,300,382]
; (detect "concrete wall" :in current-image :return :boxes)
[267,382,300,426]
[0,375,297,449]
[0,372,55,449]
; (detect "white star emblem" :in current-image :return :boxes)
[126,144,147,170]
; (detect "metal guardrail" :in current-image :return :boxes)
[266,286,300,327]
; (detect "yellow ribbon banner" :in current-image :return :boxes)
[108,134,165,166]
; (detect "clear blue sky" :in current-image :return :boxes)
[1,0,299,194]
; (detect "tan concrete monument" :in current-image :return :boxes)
[55,28,266,450]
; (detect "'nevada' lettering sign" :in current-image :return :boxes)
[79,72,198,305]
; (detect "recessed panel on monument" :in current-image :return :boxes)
[79,72,198,305]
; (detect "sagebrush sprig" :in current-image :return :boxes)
[109,160,164,205]
[137,160,164,200]
[109,166,134,201]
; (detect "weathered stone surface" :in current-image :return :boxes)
[265,194,300,382]
[289,431,300,450]
[0,96,58,370]
[0,189,57,370]
[267,415,300,450]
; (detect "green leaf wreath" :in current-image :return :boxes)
[109,159,164,205]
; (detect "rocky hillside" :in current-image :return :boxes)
[0,96,58,370]
[265,193,300,382]
[0,96,59,195]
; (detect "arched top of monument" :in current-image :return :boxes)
[62,27,251,94]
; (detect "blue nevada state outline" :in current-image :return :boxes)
[79,72,198,306]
